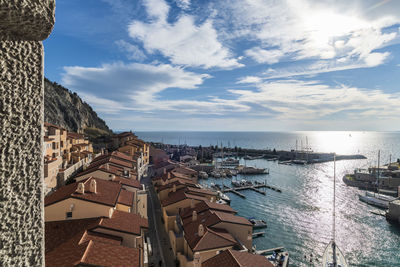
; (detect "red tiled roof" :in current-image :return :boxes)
[117,189,134,206]
[180,201,236,220]
[212,210,252,226]
[79,240,140,267]
[202,249,274,267]
[45,218,140,267]
[99,210,148,235]
[156,180,198,193]
[113,176,142,189]
[44,177,121,207]
[161,188,208,207]
[184,225,237,252]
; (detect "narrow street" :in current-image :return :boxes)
[143,174,176,267]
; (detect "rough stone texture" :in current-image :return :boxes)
[0,40,44,267]
[0,0,55,266]
[0,0,55,41]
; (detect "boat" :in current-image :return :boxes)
[240,179,252,186]
[231,180,241,187]
[221,158,240,166]
[249,218,267,229]
[237,166,267,174]
[244,155,265,160]
[217,191,231,204]
[216,199,228,205]
[264,247,289,267]
[358,150,394,209]
[198,171,208,179]
[322,154,349,267]
[291,159,307,165]
[358,194,389,209]
[322,240,348,267]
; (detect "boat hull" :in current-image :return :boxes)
[322,241,348,267]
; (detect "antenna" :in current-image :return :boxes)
[333,153,337,267]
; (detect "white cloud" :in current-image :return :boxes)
[214,0,399,72]
[115,40,146,61]
[228,79,400,120]
[236,76,262,84]
[175,0,190,10]
[128,0,243,69]
[62,62,210,111]
[245,47,284,64]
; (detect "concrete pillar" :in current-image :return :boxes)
[0,1,55,266]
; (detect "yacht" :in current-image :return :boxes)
[217,191,231,204]
[249,218,267,229]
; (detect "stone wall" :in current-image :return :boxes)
[0,1,55,266]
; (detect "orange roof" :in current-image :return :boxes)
[117,189,134,206]
[180,201,236,220]
[113,176,142,189]
[161,188,208,207]
[45,218,140,267]
[44,177,121,207]
[185,225,237,252]
[99,210,148,235]
[68,132,85,139]
[203,249,273,267]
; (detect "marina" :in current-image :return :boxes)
[139,131,400,266]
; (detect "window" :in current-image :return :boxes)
[66,212,72,218]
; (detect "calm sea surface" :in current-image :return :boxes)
[137,131,400,266]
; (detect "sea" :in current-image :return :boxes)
[136,131,400,267]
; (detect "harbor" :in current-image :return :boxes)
[140,131,400,266]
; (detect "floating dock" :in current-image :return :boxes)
[252,231,265,238]
[255,246,285,255]
[222,183,282,198]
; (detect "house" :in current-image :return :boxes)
[45,210,149,267]
[44,177,148,221]
[202,249,273,267]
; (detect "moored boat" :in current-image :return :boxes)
[249,218,267,229]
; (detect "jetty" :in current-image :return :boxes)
[255,247,285,255]
[222,183,281,198]
[252,231,265,238]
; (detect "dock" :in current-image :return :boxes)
[222,183,281,198]
[255,246,285,255]
[252,231,265,238]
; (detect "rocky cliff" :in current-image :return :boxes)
[44,78,112,133]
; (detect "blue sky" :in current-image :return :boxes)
[44,0,400,131]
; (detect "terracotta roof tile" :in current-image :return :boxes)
[161,189,208,207]
[184,225,237,252]
[99,210,148,235]
[45,177,121,207]
[117,189,134,206]
[180,201,236,220]
[79,240,140,267]
[113,176,142,189]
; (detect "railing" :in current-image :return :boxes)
[58,156,93,184]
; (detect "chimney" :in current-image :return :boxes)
[89,179,97,193]
[76,182,85,194]
[167,172,171,179]
[173,184,176,192]
[198,224,204,237]
[106,164,109,171]
[190,199,195,208]
[210,197,214,203]
[192,210,197,222]
[112,174,116,179]
[163,168,166,174]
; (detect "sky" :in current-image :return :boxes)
[44,0,400,131]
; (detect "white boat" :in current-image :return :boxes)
[264,247,289,267]
[322,240,348,267]
[198,171,208,179]
[221,158,240,166]
[238,166,266,174]
[365,191,396,202]
[358,194,389,209]
[217,191,231,204]
[249,218,267,229]
[322,154,349,267]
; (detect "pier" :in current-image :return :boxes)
[252,231,265,238]
[222,183,282,198]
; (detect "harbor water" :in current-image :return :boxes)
[137,131,400,266]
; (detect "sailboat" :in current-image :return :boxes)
[322,154,349,267]
[358,150,394,209]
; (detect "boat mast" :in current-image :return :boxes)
[332,154,337,267]
[377,150,380,196]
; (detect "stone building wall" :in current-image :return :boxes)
[0,1,55,266]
